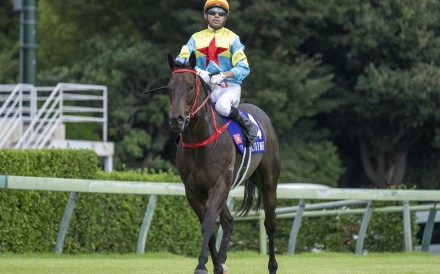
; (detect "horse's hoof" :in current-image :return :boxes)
[194,270,208,274]
[222,263,229,274]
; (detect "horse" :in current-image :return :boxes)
[167,51,280,274]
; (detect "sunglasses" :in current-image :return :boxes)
[206,10,227,17]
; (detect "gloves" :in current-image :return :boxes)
[210,73,225,85]
[195,67,210,83]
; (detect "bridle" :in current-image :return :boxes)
[171,69,211,122]
[171,68,231,148]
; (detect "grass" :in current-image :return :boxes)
[0,252,438,274]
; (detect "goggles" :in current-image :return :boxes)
[206,7,228,17]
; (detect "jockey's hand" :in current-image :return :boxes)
[195,67,210,83]
[210,73,225,85]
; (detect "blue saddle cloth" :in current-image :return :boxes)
[221,110,265,154]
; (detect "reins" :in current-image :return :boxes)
[171,68,231,148]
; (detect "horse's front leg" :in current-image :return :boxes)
[195,206,226,274]
[195,190,229,274]
[186,189,226,274]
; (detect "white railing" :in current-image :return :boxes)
[1,176,438,255]
[0,83,113,170]
[0,83,108,148]
[14,84,63,148]
[0,84,34,148]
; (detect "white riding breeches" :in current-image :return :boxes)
[210,82,241,117]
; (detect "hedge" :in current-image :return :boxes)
[230,198,419,254]
[0,149,420,255]
[0,151,200,255]
[0,149,98,253]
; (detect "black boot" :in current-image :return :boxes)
[228,107,258,146]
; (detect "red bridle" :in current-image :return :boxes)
[171,68,231,148]
[172,68,209,118]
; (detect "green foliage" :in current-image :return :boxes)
[294,203,419,254]
[73,193,197,255]
[38,35,173,170]
[279,140,343,187]
[92,169,199,256]
[0,149,98,178]
[0,151,421,255]
[406,141,440,189]
[0,189,68,253]
[0,149,99,253]
[2,0,439,190]
[34,0,341,175]
[95,169,180,182]
[230,198,419,254]
[354,63,440,151]
[0,155,200,256]
[0,1,19,83]
[66,123,102,141]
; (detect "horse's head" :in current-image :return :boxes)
[167,52,200,133]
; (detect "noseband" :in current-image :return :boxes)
[171,68,231,148]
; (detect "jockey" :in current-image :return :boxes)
[176,0,258,146]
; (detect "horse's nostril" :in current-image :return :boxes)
[177,116,185,124]
[168,114,186,133]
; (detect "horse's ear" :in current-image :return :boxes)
[189,52,196,69]
[168,52,175,70]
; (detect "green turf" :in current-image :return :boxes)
[0,252,438,274]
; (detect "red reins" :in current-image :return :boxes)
[171,68,231,148]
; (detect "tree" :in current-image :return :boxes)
[320,0,440,187]
[0,0,19,83]
[34,0,344,185]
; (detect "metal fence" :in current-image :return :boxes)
[0,83,113,170]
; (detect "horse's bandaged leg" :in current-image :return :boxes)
[222,263,229,274]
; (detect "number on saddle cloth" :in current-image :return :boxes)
[221,110,265,154]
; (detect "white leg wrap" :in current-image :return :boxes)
[222,263,229,274]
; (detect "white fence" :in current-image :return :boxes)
[0,83,114,170]
[0,175,439,255]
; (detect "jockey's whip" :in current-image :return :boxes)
[139,72,220,94]
[139,86,168,95]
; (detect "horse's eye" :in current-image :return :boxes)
[189,84,195,90]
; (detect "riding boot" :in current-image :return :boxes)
[228,107,258,146]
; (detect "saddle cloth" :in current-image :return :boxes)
[221,110,265,154]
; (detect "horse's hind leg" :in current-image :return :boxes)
[217,205,234,272]
[261,186,278,274]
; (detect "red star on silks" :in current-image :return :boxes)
[197,37,228,67]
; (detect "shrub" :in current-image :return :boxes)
[0,149,98,253]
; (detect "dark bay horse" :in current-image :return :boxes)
[167,52,280,274]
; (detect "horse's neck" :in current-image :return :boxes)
[182,103,223,143]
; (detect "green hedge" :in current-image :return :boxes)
[63,170,200,255]
[0,149,98,178]
[0,149,98,253]
[0,150,420,255]
[230,198,419,254]
[0,153,200,255]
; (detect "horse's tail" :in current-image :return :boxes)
[237,180,261,217]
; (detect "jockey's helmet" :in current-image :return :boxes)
[204,0,229,15]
